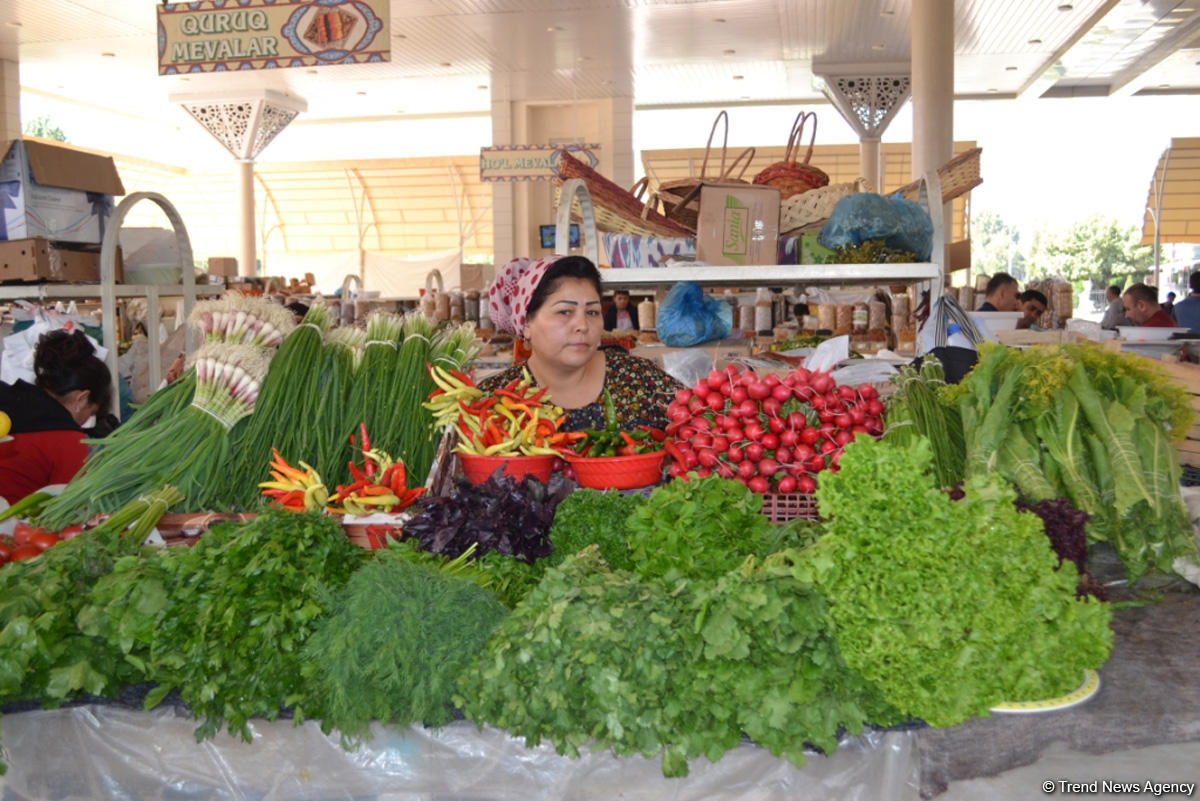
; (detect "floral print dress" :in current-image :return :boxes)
[477,347,683,432]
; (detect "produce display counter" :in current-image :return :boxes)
[1,590,1197,801]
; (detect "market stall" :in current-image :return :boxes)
[2,160,1199,801]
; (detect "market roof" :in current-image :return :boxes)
[1142,137,1200,246]
[4,0,1199,133]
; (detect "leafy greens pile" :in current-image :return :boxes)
[455,477,896,778]
[803,436,1113,727]
[302,546,509,743]
[951,343,1198,582]
[79,509,364,741]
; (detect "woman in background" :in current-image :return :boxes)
[0,329,112,502]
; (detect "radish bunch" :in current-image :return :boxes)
[664,364,885,494]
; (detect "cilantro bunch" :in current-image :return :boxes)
[804,436,1113,727]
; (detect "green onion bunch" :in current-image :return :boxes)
[215,303,334,510]
[117,369,196,437]
[40,344,271,528]
[190,293,296,348]
[312,330,360,489]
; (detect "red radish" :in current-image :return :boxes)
[808,454,827,472]
[747,476,770,493]
[799,427,819,446]
[678,425,696,440]
[780,429,799,447]
[782,373,797,386]
[731,386,749,404]
[760,432,779,451]
[745,442,765,462]
[693,382,711,399]
[725,425,744,441]
[820,439,838,455]
[776,476,797,494]
[706,369,725,390]
[695,467,712,478]
[762,398,782,418]
[834,413,853,429]
[694,432,713,449]
[794,384,815,401]
[691,416,711,431]
[737,460,757,480]
[727,445,745,463]
[858,383,878,400]
[689,397,705,414]
[787,411,807,429]
[716,462,735,479]
[738,399,758,418]
[793,443,815,462]
[744,423,765,441]
[818,409,835,424]
[668,406,689,424]
[811,373,833,394]
[775,446,792,465]
[668,463,686,478]
[838,385,858,402]
[706,393,725,412]
[747,381,770,400]
[724,363,741,378]
[711,435,729,452]
[768,416,786,434]
[698,448,719,468]
[818,422,836,438]
[866,398,885,416]
[684,450,700,469]
[835,429,854,447]
[810,394,827,410]
[771,384,792,403]
[675,388,693,404]
[797,475,818,494]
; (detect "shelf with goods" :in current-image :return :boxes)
[554,171,947,296]
[0,192,222,419]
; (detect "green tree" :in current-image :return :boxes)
[1027,215,1150,289]
[23,115,67,142]
[970,210,1027,280]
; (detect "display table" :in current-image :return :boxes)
[1,595,1196,801]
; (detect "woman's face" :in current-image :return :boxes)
[524,277,602,370]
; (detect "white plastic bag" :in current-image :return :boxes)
[1,316,107,386]
[661,348,714,389]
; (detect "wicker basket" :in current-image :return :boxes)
[892,147,982,203]
[553,149,694,238]
[752,111,830,199]
[780,179,866,233]
[759,493,820,525]
[654,110,755,233]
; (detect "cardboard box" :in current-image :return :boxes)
[208,256,238,277]
[696,184,781,267]
[0,237,123,283]
[0,138,125,244]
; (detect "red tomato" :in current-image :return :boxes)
[9,544,41,562]
[0,542,11,562]
[30,532,60,552]
[11,522,33,546]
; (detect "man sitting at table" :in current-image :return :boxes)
[977,273,1019,312]
[1121,283,1178,328]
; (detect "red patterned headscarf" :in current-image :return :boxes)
[487,256,560,336]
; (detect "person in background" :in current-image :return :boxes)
[1016,289,1048,330]
[481,256,681,431]
[1170,271,1200,333]
[602,288,640,332]
[1161,291,1176,316]
[1100,284,1130,329]
[0,329,113,503]
[1122,283,1178,328]
[977,272,1019,311]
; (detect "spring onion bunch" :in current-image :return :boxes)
[215,303,334,510]
[115,369,196,437]
[313,330,360,487]
[190,293,296,348]
[40,344,271,528]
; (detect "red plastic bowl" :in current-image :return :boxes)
[459,452,556,485]
[563,450,666,491]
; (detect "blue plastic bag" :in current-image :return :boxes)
[655,281,733,347]
[818,192,933,261]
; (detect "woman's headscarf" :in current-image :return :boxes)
[487,256,560,336]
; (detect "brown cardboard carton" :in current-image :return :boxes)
[208,256,238,277]
[0,138,125,244]
[696,184,781,267]
[0,237,123,283]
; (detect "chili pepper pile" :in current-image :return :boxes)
[259,424,424,516]
[258,449,329,513]
[571,389,666,457]
[424,365,581,457]
[329,424,426,515]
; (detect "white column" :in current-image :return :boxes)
[0,60,20,142]
[490,99,516,268]
[911,0,954,182]
[236,159,256,278]
[859,137,881,192]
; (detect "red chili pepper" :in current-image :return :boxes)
[504,377,521,393]
[359,423,372,452]
[348,463,368,483]
[469,397,498,413]
[527,385,549,403]
[664,439,686,466]
[447,368,474,386]
[620,431,637,448]
[391,462,407,493]
[637,425,667,442]
[338,478,372,497]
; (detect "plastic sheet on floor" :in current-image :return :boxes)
[0,705,920,801]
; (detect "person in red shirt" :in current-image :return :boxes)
[0,329,113,504]
[1121,283,1179,328]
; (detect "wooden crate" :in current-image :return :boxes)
[1144,357,1200,467]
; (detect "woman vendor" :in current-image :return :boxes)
[0,329,112,503]
[481,255,682,431]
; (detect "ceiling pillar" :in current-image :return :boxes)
[171,89,306,278]
[0,60,20,142]
[911,0,954,183]
[817,70,911,191]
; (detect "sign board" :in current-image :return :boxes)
[480,144,600,182]
[158,0,389,75]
